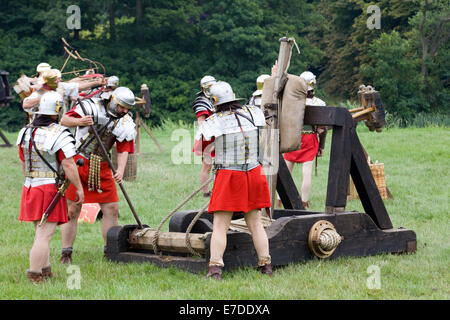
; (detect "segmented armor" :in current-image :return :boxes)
[73,98,136,160]
[195,105,265,171]
[17,123,77,188]
[192,94,215,115]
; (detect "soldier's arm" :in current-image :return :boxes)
[77,78,103,92]
[318,128,327,156]
[197,114,207,126]
[20,160,25,176]
[60,114,94,127]
[61,157,84,204]
[114,151,129,184]
[22,96,40,110]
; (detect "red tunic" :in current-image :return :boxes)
[208,165,271,214]
[18,145,68,224]
[64,109,134,203]
[283,133,319,163]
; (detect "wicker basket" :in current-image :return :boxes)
[111,144,138,182]
[348,162,388,200]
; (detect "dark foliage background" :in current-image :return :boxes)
[0,0,448,130]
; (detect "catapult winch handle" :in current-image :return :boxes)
[76,98,144,229]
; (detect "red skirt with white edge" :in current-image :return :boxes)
[208,165,271,214]
[19,183,68,225]
[283,133,319,163]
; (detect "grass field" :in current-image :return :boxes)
[0,121,448,300]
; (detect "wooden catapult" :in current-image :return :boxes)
[105,38,416,273]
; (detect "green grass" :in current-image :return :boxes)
[0,122,449,300]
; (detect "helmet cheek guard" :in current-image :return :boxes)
[107,87,136,118]
[107,96,121,118]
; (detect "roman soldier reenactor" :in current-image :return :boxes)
[17,91,84,283]
[192,75,217,197]
[59,86,137,263]
[195,81,272,280]
[280,71,327,209]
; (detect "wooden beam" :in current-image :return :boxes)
[276,154,304,209]
[128,229,207,254]
[350,129,393,229]
[303,105,347,127]
[325,108,352,211]
[0,129,12,147]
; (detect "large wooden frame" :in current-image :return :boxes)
[106,106,417,273]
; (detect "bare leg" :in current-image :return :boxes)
[301,160,314,203]
[60,199,82,249]
[30,221,57,272]
[285,159,295,173]
[244,210,270,265]
[99,202,119,246]
[200,159,212,194]
[209,211,233,267]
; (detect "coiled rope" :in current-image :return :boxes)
[184,201,210,257]
[318,229,342,251]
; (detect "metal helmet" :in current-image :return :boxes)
[39,69,61,89]
[107,86,135,118]
[36,63,51,74]
[107,75,119,88]
[209,81,241,106]
[253,74,270,97]
[299,71,316,91]
[35,91,64,116]
[200,75,217,98]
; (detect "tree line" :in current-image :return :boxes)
[0,0,448,130]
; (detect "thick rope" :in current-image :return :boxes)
[185,201,210,257]
[319,229,342,251]
[151,176,214,255]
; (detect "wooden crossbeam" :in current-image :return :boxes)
[276,105,393,229]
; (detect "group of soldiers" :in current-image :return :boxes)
[191,69,327,279]
[17,59,327,282]
[16,62,137,283]
[192,70,327,210]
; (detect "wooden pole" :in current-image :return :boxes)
[265,37,293,215]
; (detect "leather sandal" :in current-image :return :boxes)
[259,263,273,277]
[41,266,53,278]
[204,266,223,280]
[27,270,44,283]
[60,250,72,264]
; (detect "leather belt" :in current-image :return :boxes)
[26,171,58,178]
[214,163,259,172]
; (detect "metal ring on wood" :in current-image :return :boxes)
[308,220,343,259]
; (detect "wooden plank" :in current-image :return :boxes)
[303,106,346,126]
[110,252,208,274]
[128,229,207,254]
[325,108,352,210]
[276,154,304,209]
[350,129,393,229]
[220,212,415,270]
